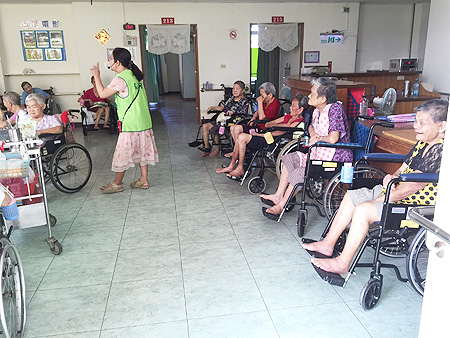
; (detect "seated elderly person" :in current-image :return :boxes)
[197,80,250,157]
[21,81,49,107]
[1,91,27,128]
[79,76,110,130]
[303,99,447,275]
[261,77,352,220]
[25,93,62,137]
[217,93,309,178]
[226,82,281,156]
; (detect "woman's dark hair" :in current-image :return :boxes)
[90,76,95,83]
[292,93,309,110]
[311,77,338,104]
[21,81,31,89]
[415,99,448,123]
[234,80,245,90]
[112,47,144,82]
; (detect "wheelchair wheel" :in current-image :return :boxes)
[406,228,428,296]
[297,212,307,237]
[306,178,326,201]
[248,177,266,194]
[376,227,417,258]
[0,238,26,338]
[276,139,298,179]
[323,165,386,219]
[50,143,92,193]
[360,277,382,310]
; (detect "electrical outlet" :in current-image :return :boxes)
[343,7,350,13]
[220,64,226,69]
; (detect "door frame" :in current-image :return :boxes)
[138,24,200,121]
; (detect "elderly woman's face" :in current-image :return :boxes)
[290,99,301,115]
[413,111,445,144]
[232,84,244,98]
[26,100,45,120]
[259,89,272,103]
[308,85,326,107]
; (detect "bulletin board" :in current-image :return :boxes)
[21,30,66,61]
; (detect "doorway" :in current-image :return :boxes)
[139,24,200,120]
[250,23,304,97]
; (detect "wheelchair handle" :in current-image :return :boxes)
[312,141,365,151]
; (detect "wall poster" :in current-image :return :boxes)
[21,30,66,61]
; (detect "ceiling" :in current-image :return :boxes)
[0,0,431,4]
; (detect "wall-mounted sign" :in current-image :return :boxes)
[304,51,320,64]
[272,16,284,23]
[229,29,237,40]
[320,34,344,44]
[161,18,175,25]
[94,28,112,46]
[20,20,61,29]
[21,30,66,61]
[123,23,136,30]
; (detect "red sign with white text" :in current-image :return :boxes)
[161,18,175,25]
[272,16,284,23]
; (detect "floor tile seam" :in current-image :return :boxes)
[99,319,187,332]
[25,329,102,338]
[185,308,276,322]
[341,297,375,338]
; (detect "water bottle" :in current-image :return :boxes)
[412,79,420,97]
[359,94,368,116]
[303,135,310,147]
[340,163,354,184]
[218,119,226,135]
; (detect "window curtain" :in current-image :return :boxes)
[144,51,160,103]
[255,48,269,93]
[147,24,190,55]
[258,23,298,52]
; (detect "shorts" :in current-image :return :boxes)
[247,135,268,151]
[347,185,384,219]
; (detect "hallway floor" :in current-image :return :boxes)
[14,94,422,337]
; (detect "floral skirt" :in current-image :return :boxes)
[111,129,159,172]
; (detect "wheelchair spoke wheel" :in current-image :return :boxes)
[306,178,326,201]
[0,239,26,338]
[375,227,417,258]
[50,144,92,193]
[406,228,428,296]
[323,166,386,219]
[360,277,382,310]
[276,139,298,179]
[248,177,266,194]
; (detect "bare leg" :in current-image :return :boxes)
[216,140,239,173]
[301,193,356,256]
[101,171,126,191]
[266,184,298,215]
[202,122,213,149]
[93,107,105,129]
[210,134,220,156]
[228,133,251,177]
[103,107,110,127]
[260,163,290,204]
[138,165,148,182]
[311,201,379,274]
[230,124,243,142]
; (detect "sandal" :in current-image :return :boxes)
[131,180,149,189]
[100,182,124,194]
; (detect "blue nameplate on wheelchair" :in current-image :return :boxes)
[391,207,407,214]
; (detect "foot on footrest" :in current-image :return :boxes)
[301,238,332,259]
[311,263,345,287]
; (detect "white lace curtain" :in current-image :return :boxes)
[258,23,298,52]
[146,24,190,55]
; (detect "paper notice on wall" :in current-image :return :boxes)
[125,47,136,62]
[94,28,112,46]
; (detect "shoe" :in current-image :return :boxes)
[101,182,124,194]
[198,146,211,153]
[260,193,274,206]
[188,140,202,147]
[130,180,149,189]
[227,174,242,182]
[262,207,279,221]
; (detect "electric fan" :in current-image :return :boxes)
[373,88,397,115]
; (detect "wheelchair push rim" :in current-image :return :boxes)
[406,227,428,296]
[50,143,92,193]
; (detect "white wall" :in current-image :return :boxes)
[0,2,359,115]
[410,3,430,71]
[166,53,181,92]
[422,0,450,94]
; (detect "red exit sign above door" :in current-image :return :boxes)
[161,17,175,24]
[272,16,284,23]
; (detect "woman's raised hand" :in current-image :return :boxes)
[90,62,100,77]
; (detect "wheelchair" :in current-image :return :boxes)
[39,118,92,193]
[302,172,438,310]
[79,101,118,136]
[42,87,61,116]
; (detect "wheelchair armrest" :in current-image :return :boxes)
[313,141,365,151]
[398,173,440,184]
[266,126,305,133]
[362,153,406,163]
[38,132,64,140]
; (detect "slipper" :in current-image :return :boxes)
[188,140,202,147]
[198,146,211,153]
[130,180,149,189]
[101,182,123,194]
[260,193,275,206]
[262,207,279,221]
[227,174,242,182]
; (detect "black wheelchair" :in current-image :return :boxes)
[303,172,438,310]
[42,87,62,116]
[39,116,92,193]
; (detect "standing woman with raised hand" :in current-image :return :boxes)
[91,47,159,193]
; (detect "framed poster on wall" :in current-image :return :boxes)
[304,51,320,64]
[21,30,66,61]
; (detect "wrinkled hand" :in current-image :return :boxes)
[90,62,100,77]
[256,96,264,104]
[309,134,321,145]
[383,174,396,190]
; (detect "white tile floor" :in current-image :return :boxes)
[11,94,423,337]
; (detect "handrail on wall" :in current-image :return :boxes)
[408,206,450,245]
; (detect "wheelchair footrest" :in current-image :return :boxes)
[311,263,345,287]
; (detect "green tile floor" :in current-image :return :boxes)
[11,94,423,337]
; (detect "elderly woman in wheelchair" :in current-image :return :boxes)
[216,93,308,179]
[261,77,352,220]
[302,99,447,276]
[25,93,62,136]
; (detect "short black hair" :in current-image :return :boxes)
[21,81,31,89]
[311,77,338,104]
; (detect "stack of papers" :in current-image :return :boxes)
[376,113,416,122]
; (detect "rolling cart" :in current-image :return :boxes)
[1,140,62,255]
